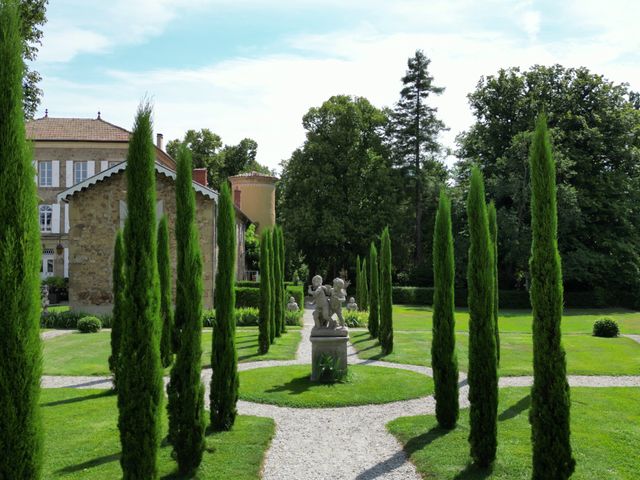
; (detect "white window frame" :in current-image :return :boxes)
[41,248,55,279]
[39,205,53,233]
[38,161,53,187]
[74,161,88,184]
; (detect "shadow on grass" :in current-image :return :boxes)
[404,426,451,455]
[265,375,324,395]
[498,394,530,422]
[41,390,114,407]
[56,453,120,474]
[453,463,493,479]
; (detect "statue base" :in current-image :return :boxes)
[310,332,349,382]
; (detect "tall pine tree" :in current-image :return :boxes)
[368,242,380,338]
[488,202,500,366]
[379,228,394,354]
[167,145,206,475]
[157,215,174,368]
[258,229,272,354]
[0,2,43,477]
[267,229,276,344]
[211,182,239,431]
[529,114,575,479]
[110,230,126,390]
[273,226,284,337]
[277,226,286,334]
[432,191,459,429]
[118,103,164,479]
[466,166,498,468]
[391,50,446,264]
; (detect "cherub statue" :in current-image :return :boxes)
[308,275,332,328]
[287,296,299,312]
[329,277,347,327]
[346,297,358,312]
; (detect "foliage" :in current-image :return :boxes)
[258,229,272,354]
[18,0,48,118]
[118,103,164,479]
[109,231,125,389]
[528,114,575,479]
[343,311,368,328]
[285,310,304,327]
[157,216,173,368]
[317,353,347,383]
[279,95,399,277]
[210,182,239,432]
[368,242,380,338]
[431,191,459,429]
[277,226,287,332]
[456,65,640,301]
[360,258,369,311]
[273,226,284,337]
[244,223,260,271]
[379,227,394,354]
[77,316,102,333]
[592,318,620,338]
[355,255,362,308]
[167,145,206,474]
[266,230,276,344]
[41,275,67,289]
[234,285,304,310]
[390,49,447,265]
[488,201,500,365]
[0,2,43,477]
[466,166,498,467]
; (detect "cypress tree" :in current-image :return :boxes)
[273,226,283,337]
[432,191,459,429]
[0,2,43,477]
[466,166,498,468]
[210,182,239,431]
[361,259,369,311]
[379,227,394,354]
[529,113,575,479]
[157,215,174,368]
[167,145,206,474]
[267,229,276,344]
[117,103,164,479]
[258,229,271,354]
[277,226,287,334]
[355,255,362,306]
[368,242,380,338]
[488,202,500,366]
[109,230,126,390]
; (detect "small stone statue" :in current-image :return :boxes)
[309,275,334,328]
[346,297,358,311]
[329,277,347,327]
[41,284,50,314]
[287,296,299,312]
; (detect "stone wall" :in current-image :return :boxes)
[67,170,216,313]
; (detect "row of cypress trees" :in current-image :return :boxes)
[258,226,286,354]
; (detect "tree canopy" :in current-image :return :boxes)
[19,0,48,118]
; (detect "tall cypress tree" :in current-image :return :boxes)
[273,226,283,337]
[368,242,380,338]
[379,227,394,354]
[355,255,362,306]
[488,202,500,366]
[258,229,271,354]
[432,191,459,429]
[211,182,239,431]
[466,166,498,468]
[277,226,287,334]
[117,103,164,479]
[267,229,276,344]
[157,215,174,368]
[0,2,43,477]
[167,145,205,475]
[361,259,369,311]
[529,114,575,479]
[110,230,126,390]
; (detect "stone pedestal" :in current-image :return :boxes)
[310,334,349,381]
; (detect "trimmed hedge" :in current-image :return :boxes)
[285,310,304,327]
[41,311,113,329]
[77,316,102,333]
[235,285,304,310]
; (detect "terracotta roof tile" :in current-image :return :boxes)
[25,117,131,142]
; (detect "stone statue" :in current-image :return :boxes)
[308,274,349,334]
[41,284,50,314]
[287,296,299,312]
[346,297,358,311]
[329,277,347,327]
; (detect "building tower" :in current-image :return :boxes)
[228,172,277,234]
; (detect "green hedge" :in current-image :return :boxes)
[392,286,619,309]
[203,307,301,327]
[41,311,113,329]
[235,285,304,310]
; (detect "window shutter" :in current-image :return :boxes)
[52,161,60,187]
[63,248,69,278]
[64,203,70,233]
[51,204,61,233]
[100,161,108,172]
[33,161,37,184]
[66,161,73,186]
[87,161,95,177]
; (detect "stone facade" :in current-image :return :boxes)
[229,172,277,234]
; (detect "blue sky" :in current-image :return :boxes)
[34,0,640,171]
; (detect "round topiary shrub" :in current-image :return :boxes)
[77,316,102,333]
[593,317,619,338]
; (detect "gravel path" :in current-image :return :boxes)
[624,334,640,345]
[41,329,74,340]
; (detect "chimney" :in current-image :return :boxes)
[156,133,164,151]
[234,188,241,207]
[193,168,207,187]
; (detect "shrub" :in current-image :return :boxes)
[236,308,260,326]
[286,286,304,309]
[235,287,261,308]
[285,310,304,327]
[344,311,368,328]
[317,353,347,383]
[77,316,102,333]
[379,227,394,354]
[392,286,434,305]
[593,318,619,338]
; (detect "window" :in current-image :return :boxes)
[74,161,88,184]
[39,161,52,187]
[41,248,55,279]
[39,205,53,232]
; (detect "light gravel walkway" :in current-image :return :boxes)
[39,308,640,480]
[41,329,74,340]
[624,334,640,345]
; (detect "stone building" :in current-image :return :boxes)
[229,172,278,234]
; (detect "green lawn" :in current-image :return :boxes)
[41,388,274,479]
[239,364,433,408]
[43,327,302,376]
[393,305,640,334]
[388,387,640,479]
[351,330,640,376]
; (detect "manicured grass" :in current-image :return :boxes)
[393,305,640,334]
[47,305,70,313]
[239,364,433,408]
[43,327,302,376]
[388,387,640,479]
[351,330,640,376]
[41,388,274,479]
